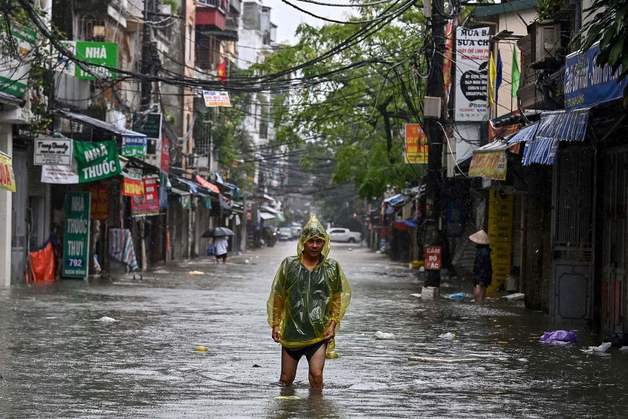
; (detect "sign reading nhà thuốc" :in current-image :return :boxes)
[63,192,91,279]
[75,41,118,80]
[74,140,121,183]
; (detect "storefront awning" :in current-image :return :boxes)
[259,211,276,220]
[169,187,190,196]
[535,108,589,143]
[58,110,147,138]
[506,108,590,166]
[0,91,24,107]
[195,175,220,194]
[469,141,508,181]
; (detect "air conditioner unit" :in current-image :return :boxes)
[533,22,560,63]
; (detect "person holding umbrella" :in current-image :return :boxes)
[203,227,234,264]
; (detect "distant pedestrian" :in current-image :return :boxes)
[214,236,229,263]
[267,215,351,390]
[469,229,491,303]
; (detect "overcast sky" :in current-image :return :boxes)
[263,0,355,44]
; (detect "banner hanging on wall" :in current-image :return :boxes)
[455,27,490,122]
[74,140,121,183]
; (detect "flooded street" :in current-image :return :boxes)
[1,241,628,418]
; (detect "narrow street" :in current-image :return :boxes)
[0,242,627,418]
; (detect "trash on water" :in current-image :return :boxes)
[188,271,205,276]
[619,346,628,353]
[153,269,169,274]
[95,316,117,323]
[581,342,612,356]
[539,330,577,345]
[194,345,208,352]
[503,293,525,301]
[447,292,466,302]
[244,259,250,264]
[252,364,261,368]
[438,332,455,340]
[410,293,422,298]
[517,358,529,363]
[374,331,395,340]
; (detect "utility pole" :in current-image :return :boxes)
[422,0,445,288]
[139,0,158,271]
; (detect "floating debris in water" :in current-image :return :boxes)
[517,358,529,363]
[194,345,208,352]
[374,331,395,340]
[503,293,525,301]
[620,346,628,353]
[95,316,117,323]
[438,332,456,340]
[409,356,477,363]
[188,271,205,276]
[410,293,422,298]
[252,364,261,368]
[581,342,612,356]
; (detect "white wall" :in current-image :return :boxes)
[0,124,12,287]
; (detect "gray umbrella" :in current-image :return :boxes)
[202,227,234,238]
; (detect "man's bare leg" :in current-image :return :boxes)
[280,348,298,386]
[307,342,327,390]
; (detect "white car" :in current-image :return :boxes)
[327,227,362,243]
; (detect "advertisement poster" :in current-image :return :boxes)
[89,184,109,220]
[131,176,160,216]
[62,192,91,279]
[404,123,428,164]
[203,90,232,107]
[487,189,513,296]
[34,137,73,166]
[74,140,121,183]
[160,132,170,174]
[455,27,490,121]
[41,164,79,184]
[122,168,144,197]
[424,245,443,270]
[0,152,16,192]
[121,135,147,158]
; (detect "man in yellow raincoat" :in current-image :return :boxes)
[267,215,351,390]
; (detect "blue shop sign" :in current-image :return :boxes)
[564,44,628,110]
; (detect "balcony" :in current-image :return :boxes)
[196,1,227,31]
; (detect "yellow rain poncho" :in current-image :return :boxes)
[267,216,351,358]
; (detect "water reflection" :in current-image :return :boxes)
[269,385,341,419]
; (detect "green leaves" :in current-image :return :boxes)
[257,5,427,198]
[578,0,628,80]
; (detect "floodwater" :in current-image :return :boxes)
[1,241,627,418]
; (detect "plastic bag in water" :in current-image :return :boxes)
[539,330,577,345]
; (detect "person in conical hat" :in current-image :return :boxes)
[267,215,351,390]
[469,229,491,303]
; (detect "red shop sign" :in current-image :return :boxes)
[131,176,160,217]
[424,245,442,270]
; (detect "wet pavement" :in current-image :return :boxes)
[1,241,628,418]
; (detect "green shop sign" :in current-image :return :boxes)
[0,19,37,98]
[63,192,91,279]
[75,41,118,80]
[74,140,121,183]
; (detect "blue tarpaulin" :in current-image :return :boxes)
[508,108,589,166]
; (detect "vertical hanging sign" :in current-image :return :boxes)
[62,192,91,279]
[404,123,428,164]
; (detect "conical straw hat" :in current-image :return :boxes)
[469,229,489,245]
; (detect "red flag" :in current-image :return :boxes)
[217,60,227,81]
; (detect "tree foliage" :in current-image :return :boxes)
[578,0,628,80]
[258,6,429,199]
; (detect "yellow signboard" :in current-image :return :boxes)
[486,189,513,296]
[0,152,16,192]
[404,123,428,164]
[469,150,507,180]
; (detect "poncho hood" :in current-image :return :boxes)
[296,215,331,258]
